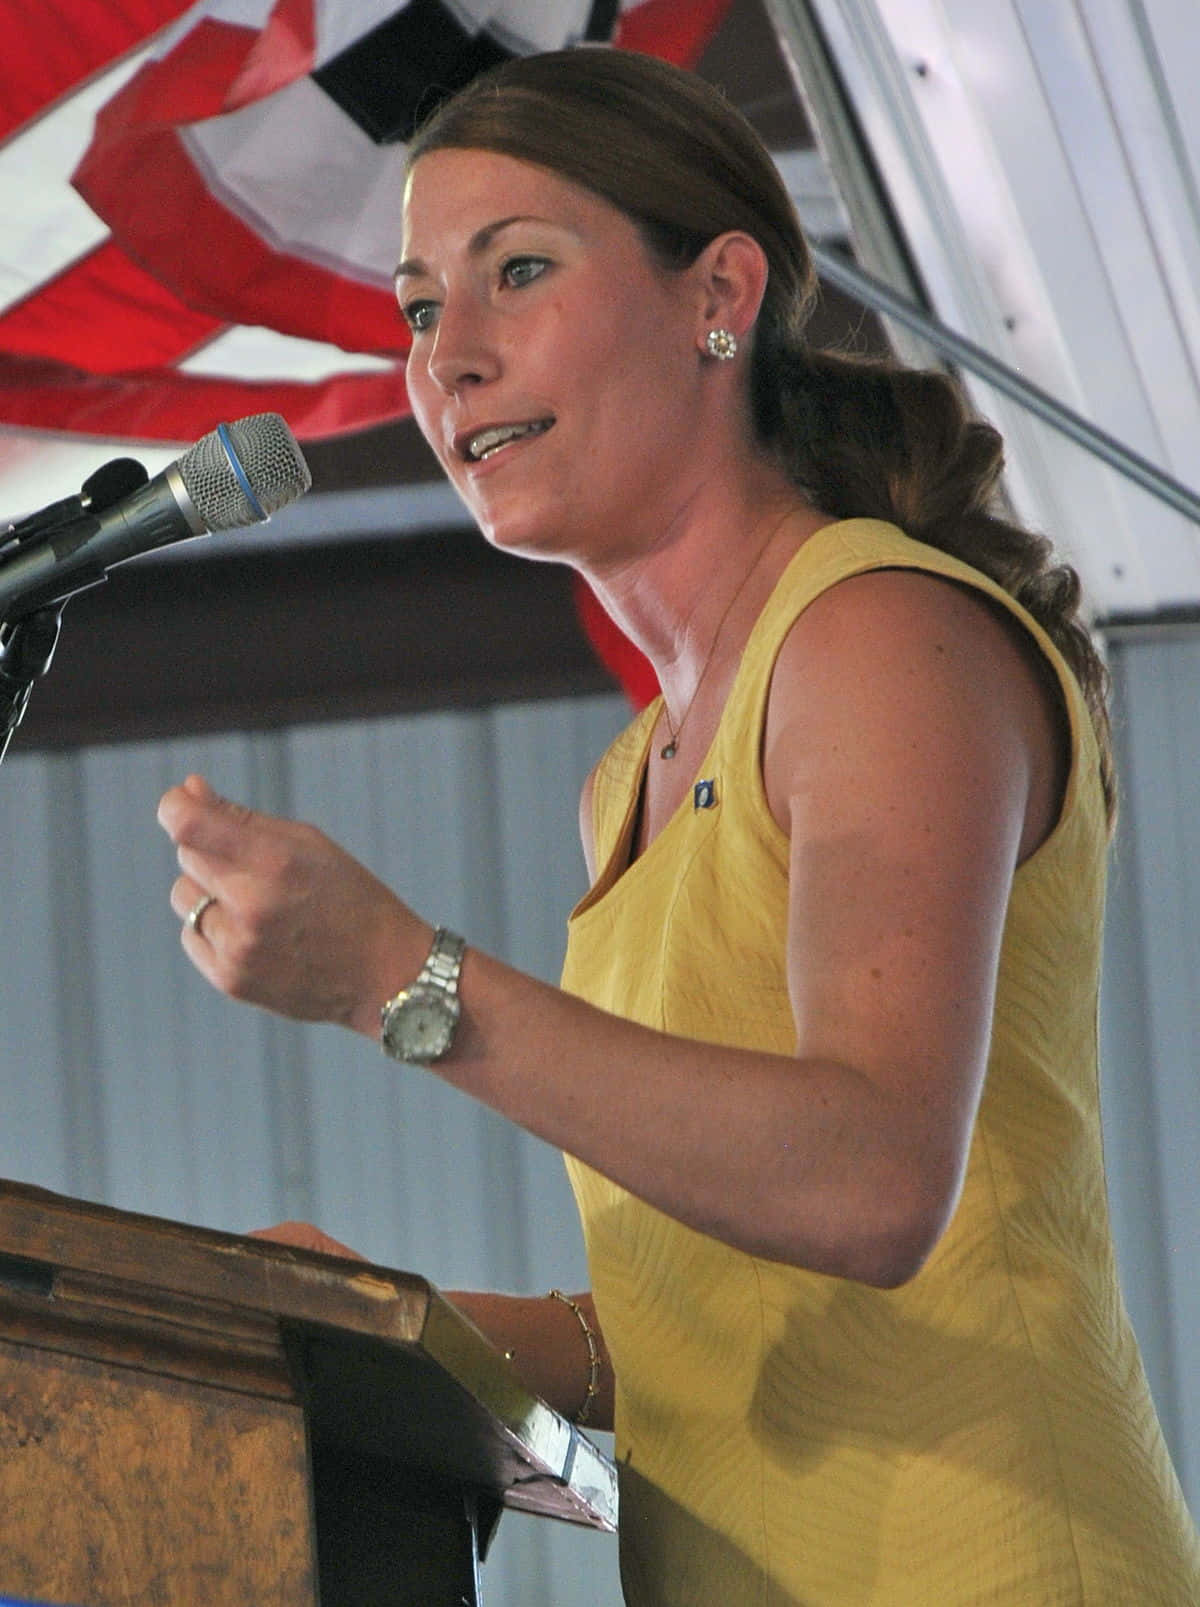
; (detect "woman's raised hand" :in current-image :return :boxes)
[158,773,430,1036]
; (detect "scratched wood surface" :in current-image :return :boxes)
[0,1178,617,1606]
[0,1332,316,1606]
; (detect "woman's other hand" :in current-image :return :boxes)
[248,1220,370,1260]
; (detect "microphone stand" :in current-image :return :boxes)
[0,604,66,767]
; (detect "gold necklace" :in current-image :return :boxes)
[659,512,794,761]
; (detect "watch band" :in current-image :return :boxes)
[418,926,466,993]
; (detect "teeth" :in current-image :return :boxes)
[467,420,551,460]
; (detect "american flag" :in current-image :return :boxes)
[0,0,730,448]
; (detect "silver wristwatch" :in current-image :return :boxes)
[379,928,466,1065]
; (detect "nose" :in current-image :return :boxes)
[425,296,500,396]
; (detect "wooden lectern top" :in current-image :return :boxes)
[0,1178,617,1534]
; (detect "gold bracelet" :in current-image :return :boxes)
[549,1288,600,1426]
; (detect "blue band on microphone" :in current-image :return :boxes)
[216,422,268,522]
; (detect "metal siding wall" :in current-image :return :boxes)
[1103,635,1200,1510]
[787,0,1200,613]
[0,692,629,1606]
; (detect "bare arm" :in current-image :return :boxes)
[160,570,1064,1287]
[251,1221,613,1428]
[443,1288,614,1430]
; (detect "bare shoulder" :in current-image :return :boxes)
[763,566,1069,860]
[772,563,1044,683]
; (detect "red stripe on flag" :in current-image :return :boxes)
[229,0,318,108]
[0,352,411,443]
[0,0,193,142]
[614,0,734,66]
[78,17,263,126]
[0,242,223,373]
[75,125,406,355]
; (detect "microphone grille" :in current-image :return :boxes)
[178,413,313,532]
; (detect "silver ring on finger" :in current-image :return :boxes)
[186,892,217,937]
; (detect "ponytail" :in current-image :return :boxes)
[756,341,1116,825]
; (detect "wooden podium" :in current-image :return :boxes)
[0,1180,617,1606]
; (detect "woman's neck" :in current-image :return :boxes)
[582,476,825,715]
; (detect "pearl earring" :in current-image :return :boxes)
[705,327,738,361]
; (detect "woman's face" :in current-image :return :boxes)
[398,148,716,567]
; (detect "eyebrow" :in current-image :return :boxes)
[394,214,557,283]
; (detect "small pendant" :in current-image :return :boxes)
[660,741,677,760]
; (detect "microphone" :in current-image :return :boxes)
[4,456,151,547]
[0,413,312,619]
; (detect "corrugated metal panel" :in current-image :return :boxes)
[1104,632,1200,1503]
[0,692,630,1606]
[773,0,1200,616]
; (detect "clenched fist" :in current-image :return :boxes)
[158,773,432,1037]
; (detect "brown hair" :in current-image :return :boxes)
[409,48,1115,821]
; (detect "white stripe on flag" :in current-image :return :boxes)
[0,53,149,315]
[185,75,409,286]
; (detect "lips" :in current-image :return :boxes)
[458,418,554,462]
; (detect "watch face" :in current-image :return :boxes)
[383,987,458,1063]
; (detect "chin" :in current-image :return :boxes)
[475,509,574,564]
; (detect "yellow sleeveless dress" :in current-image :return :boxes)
[560,518,1200,1605]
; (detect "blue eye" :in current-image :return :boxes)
[402,299,438,333]
[502,256,549,289]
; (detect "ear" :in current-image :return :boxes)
[689,231,770,353]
